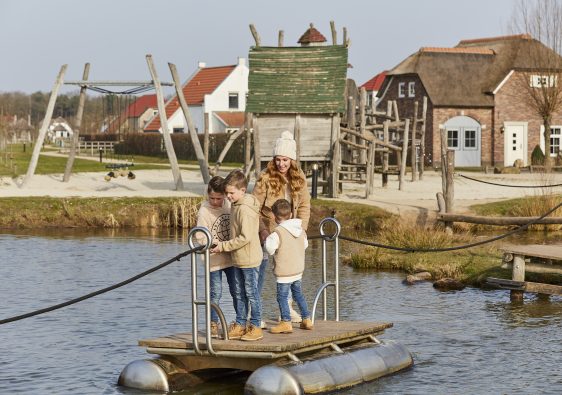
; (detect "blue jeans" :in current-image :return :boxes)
[232,267,261,327]
[210,267,238,323]
[277,280,309,322]
[257,253,268,297]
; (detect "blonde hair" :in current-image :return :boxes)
[263,159,305,199]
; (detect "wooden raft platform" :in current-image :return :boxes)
[140,320,392,354]
[487,244,562,298]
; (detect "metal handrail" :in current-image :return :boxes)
[187,227,229,356]
[311,218,341,323]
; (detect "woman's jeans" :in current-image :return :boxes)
[232,266,261,327]
[276,280,309,322]
[209,266,237,323]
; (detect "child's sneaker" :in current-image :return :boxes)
[210,321,220,338]
[227,322,246,340]
[241,324,263,341]
[260,320,267,329]
[300,318,313,330]
[270,321,293,334]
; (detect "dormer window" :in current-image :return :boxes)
[408,82,415,97]
[398,82,406,98]
[229,92,239,109]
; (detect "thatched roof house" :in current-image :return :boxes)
[378,34,562,168]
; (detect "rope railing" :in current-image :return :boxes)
[0,245,203,326]
[459,173,562,188]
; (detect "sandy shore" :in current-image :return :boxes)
[1,167,561,220]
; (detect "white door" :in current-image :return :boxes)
[504,122,527,166]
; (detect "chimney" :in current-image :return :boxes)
[198,61,206,68]
[238,57,246,66]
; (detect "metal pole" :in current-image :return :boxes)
[311,163,318,199]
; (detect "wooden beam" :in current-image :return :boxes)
[399,119,409,191]
[331,115,341,197]
[382,120,389,188]
[359,87,367,163]
[244,113,252,176]
[249,24,261,46]
[169,62,210,184]
[63,62,90,183]
[330,20,337,45]
[411,101,418,182]
[437,213,562,225]
[524,281,562,295]
[278,30,284,47]
[502,261,562,275]
[253,114,261,180]
[340,138,368,150]
[146,55,184,191]
[22,64,67,187]
[420,96,427,180]
[295,113,301,165]
[213,129,243,175]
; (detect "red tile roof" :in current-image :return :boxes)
[361,71,387,91]
[298,24,327,44]
[145,65,236,131]
[420,47,495,55]
[458,34,532,45]
[125,94,157,117]
[214,111,245,128]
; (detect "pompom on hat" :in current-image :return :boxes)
[273,130,296,160]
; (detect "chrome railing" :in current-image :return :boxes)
[311,217,342,323]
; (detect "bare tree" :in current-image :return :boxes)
[511,0,562,168]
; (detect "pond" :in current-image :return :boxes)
[0,229,560,394]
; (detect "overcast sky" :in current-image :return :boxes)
[1,0,516,94]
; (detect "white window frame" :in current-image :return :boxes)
[447,129,460,150]
[398,82,406,98]
[228,92,239,109]
[408,82,415,98]
[463,129,478,151]
[540,125,562,157]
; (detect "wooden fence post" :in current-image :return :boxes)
[399,119,409,191]
[411,101,418,182]
[146,55,184,191]
[63,62,90,182]
[22,64,67,187]
[253,114,261,180]
[420,96,427,180]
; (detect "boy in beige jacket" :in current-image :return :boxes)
[265,199,313,334]
[211,170,263,341]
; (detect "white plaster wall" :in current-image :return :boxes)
[166,105,204,133]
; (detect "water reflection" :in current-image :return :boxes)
[486,294,562,328]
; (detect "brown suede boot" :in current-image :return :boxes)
[270,320,293,334]
[241,324,263,341]
[300,318,313,330]
[227,322,246,340]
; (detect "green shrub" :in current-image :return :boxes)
[531,144,545,165]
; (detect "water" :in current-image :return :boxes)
[0,229,561,394]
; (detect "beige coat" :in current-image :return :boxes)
[252,169,311,233]
[217,194,262,268]
[196,201,232,272]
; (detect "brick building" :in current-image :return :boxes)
[377,34,562,168]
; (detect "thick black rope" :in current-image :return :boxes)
[0,245,202,326]
[459,173,562,188]
[337,202,562,253]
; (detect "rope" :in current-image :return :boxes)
[337,202,562,253]
[0,245,202,326]
[459,173,562,188]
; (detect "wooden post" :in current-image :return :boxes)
[440,127,448,196]
[204,113,210,166]
[330,20,337,45]
[249,24,261,46]
[22,64,67,187]
[343,27,349,46]
[411,101,418,182]
[392,100,400,122]
[253,114,261,180]
[511,254,526,301]
[294,114,301,165]
[63,62,90,182]
[146,55,184,190]
[399,119,409,191]
[359,87,367,164]
[169,62,210,184]
[244,112,252,175]
[445,149,454,212]
[278,30,284,47]
[330,114,341,197]
[420,96,427,180]
[382,120,389,187]
[213,129,243,175]
[365,142,374,198]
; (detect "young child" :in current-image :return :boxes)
[265,198,313,333]
[196,176,236,338]
[211,169,263,341]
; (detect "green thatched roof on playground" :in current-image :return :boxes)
[246,45,348,114]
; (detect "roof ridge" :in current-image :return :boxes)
[420,47,495,55]
[458,34,532,45]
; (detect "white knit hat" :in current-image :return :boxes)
[273,130,296,160]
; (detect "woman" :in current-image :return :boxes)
[252,130,311,322]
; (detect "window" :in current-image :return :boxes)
[173,127,184,133]
[550,127,561,156]
[464,129,477,149]
[408,82,415,98]
[530,75,557,88]
[398,82,406,98]
[447,129,459,149]
[229,92,239,109]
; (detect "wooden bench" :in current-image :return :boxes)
[487,244,562,300]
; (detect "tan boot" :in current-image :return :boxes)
[241,324,263,341]
[270,320,293,334]
[210,321,220,338]
[300,318,313,330]
[227,322,246,340]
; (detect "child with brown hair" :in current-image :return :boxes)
[265,198,313,334]
[211,169,263,341]
[195,175,236,338]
